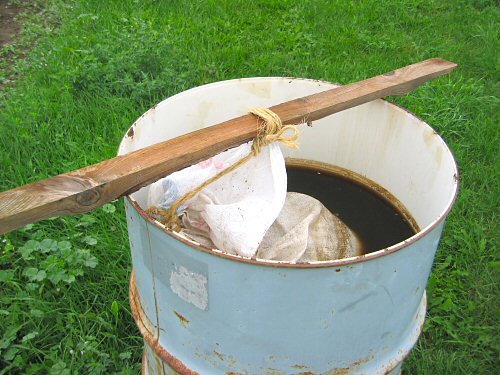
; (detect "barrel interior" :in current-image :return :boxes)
[118,77,458,258]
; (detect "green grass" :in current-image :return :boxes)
[0,0,498,373]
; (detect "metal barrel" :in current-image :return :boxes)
[118,78,458,374]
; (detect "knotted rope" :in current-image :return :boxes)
[146,108,299,231]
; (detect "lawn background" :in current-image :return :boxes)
[0,0,498,373]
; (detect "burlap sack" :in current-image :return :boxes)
[182,192,363,262]
[256,192,363,262]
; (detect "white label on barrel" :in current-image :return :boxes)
[169,265,208,310]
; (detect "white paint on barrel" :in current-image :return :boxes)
[169,265,208,311]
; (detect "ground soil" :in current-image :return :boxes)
[0,0,23,48]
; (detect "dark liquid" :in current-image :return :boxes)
[287,164,417,254]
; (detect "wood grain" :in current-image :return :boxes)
[0,58,457,234]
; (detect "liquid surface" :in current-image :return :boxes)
[287,165,417,254]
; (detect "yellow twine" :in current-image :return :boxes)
[146,108,299,231]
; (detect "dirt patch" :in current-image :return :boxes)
[0,0,24,48]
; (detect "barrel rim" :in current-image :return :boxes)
[121,77,459,269]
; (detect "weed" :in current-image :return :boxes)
[0,204,140,373]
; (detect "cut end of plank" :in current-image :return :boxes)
[384,58,457,96]
[427,57,458,70]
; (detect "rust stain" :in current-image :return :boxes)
[323,369,349,375]
[142,350,148,375]
[349,354,374,367]
[174,310,190,327]
[154,352,164,375]
[145,223,161,339]
[284,76,334,86]
[239,80,272,98]
[265,369,284,375]
[195,350,219,368]
[127,126,135,138]
[380,352,404,374]
[423,127,437,148]
[147,326,198,374]
[146,355,154,375]
[129,271,156,336]
[321,353,377,375]
[162,361,178,375]
[214,350,225,361]
[226,354,237,367]
[383,364,400,375]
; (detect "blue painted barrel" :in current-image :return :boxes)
[118,78,458,375]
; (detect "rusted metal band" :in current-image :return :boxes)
[142,350,146,375]
[129,270,200,375]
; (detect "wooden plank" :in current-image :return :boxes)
[0,58,456,234]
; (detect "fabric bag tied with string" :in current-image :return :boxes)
[147,108,363,261]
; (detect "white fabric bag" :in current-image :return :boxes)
[148,141,287,258]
